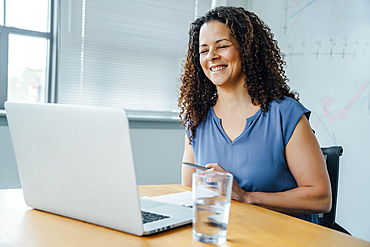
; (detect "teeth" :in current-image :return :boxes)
[211,66,226,72]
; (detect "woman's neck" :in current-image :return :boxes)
[213,81,261,120]
[215,83,253,110]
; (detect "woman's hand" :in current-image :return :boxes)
[205,163,248,202]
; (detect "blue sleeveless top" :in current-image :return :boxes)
[187,97,318,223]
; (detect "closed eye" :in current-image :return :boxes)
[200,49,208,54]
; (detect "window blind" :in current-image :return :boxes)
[57,0,203,113]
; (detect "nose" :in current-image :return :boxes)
[206,48,220,61]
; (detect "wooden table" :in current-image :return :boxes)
[0,185,369,246]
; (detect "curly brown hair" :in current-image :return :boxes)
[178,6,299,142]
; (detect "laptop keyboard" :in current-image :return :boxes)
[141,211,170,224]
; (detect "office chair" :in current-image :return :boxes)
[319,146,351,235]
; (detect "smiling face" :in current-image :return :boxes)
[199,21,245,89]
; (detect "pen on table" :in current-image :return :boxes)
[182,162,210,170]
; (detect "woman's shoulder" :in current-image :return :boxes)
[268,96,311,123]
[270,96,299,108]
[269,97,308,114]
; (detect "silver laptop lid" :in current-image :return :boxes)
[5,102,144,236]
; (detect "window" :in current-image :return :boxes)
[0,1,3,26]
[0,0,52,109]
[6,0,49,32]
[8,34,48,102]
[1,0,247,117]
[57,0,214,115]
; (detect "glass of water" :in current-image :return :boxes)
[192,171,233,244]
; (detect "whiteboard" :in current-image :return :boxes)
[249,0,370,241]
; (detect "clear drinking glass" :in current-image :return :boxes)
[192,171,233,244]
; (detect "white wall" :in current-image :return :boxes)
[0,126,21,189]
[130,123,185,185]
[0,122,185,189]
[248,0,370,242]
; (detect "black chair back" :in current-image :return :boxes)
[320,146,350,234]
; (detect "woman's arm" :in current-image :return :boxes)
[181,133,196,187]
[206,115,332,215]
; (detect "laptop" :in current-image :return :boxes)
[4,101,192,236]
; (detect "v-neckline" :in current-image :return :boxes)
[210,106,261,144]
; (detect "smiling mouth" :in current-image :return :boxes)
[210,66,227,72]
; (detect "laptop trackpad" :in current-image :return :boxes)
[140,198,192,216]
[140,198,169,209]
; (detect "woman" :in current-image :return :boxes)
[178,6,331,223]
